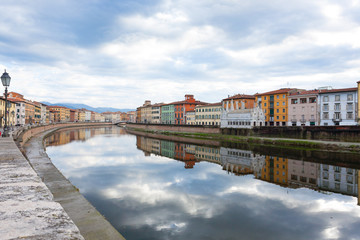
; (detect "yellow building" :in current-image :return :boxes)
[47,106,70,122]
[78,110,86,122]
[255,88,302,126]
[195,102,222,126]
[259,155,288,186]
[0,97,16,128]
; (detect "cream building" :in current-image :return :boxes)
[195,103,221,126]
[186,110,196,125]
[150,103,163,124]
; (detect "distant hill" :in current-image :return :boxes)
[42,102,134,113]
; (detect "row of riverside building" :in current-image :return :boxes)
[0,91,137,128]
[136,81,360,128]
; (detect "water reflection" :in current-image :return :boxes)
[135,135,360,202]
[45,127,360,240]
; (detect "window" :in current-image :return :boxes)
[283,109,285,113]
[300,98,307,103]
[291,174,298,180]
[276,102,279,106]
[346,103,353,111]
[334,112,341,120]
[347,94,353,101]
[300,176,307,182]
[334,103,341,111]
[291,99,298,104]
[323,112,329,119]
[347,112,353,119]
[334,173,341,182]
[276,109,279,113]
[335,95,340,101]
[323,104,329,111]
[347,175,353,183]
[323,96,329,102]
[277,95,279,99]
[264,96,267,100]
[309,97,316,103]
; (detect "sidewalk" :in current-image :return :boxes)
[0,136,84,239]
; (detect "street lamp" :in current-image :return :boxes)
[1,70,11,137]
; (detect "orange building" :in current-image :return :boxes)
[172,94,206,125]
[222,94,256,110]
[255,88,302,126]
[259,155,288,186]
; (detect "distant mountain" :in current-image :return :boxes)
[42,102,134,113]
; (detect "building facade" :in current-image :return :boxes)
[255,88,301,126]
[221,103,265,128]
[186,110,195,125]
[195,103,221,126]
[318,87,358,126]
[288,90,319,126]
[161,104,175,124]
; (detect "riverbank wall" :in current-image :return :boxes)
[8,122,125,240]
[127,123,360,142]
[14,122,113,146]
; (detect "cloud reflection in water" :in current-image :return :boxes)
[46,130,360,240]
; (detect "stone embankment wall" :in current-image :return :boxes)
[222,126,360,142]
[15,122,113,145]
[126,123,221,134]
[127,123,360,142]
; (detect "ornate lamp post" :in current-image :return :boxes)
[1,70,11,137]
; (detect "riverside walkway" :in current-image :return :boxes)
[0,136,84,239]
[0,123,125,240]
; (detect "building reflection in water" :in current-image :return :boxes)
[134,135,360,204]
[44,126,126,147]
[45,131,360,205]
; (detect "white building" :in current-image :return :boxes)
[15,100,26,126]
[40,103,48,124]
[318,87,358,126]
[220,100,265,128]
[220,147,265,176]
[85,111,92,122]
[318,164,358,197]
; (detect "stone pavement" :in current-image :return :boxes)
[0,136,84,239]
[23,130,126,240]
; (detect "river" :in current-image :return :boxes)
[44,126,360,240]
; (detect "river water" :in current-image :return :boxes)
[44,126,360,240]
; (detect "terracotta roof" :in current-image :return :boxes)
[289,90,319,96]
[254,88,299,96]
[222,94,255,100]
[318,87,357,94]
[0,97,17,103]
[47,105,68,109]
[170,100,207,105]
[196,102,222,107]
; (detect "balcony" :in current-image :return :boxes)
[291,119,297,122]
[300,119,306,123]
[309,119,316,122]
[332,117,342,122]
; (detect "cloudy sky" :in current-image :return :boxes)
[1,0,360,108]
